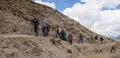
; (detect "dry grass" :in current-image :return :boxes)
[0,0,119,58]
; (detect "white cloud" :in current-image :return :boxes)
[93,10,120,37]
[63,0,120,37]
[100,0,120,9]
[81,0,120,9]
[63,2,101,28]
[34,0,56,9]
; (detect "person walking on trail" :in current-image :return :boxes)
[111,45,116,53]
[68,34,73,45]
[100,36,104,44]
[42,23,51,37]
[55,25,62,38]
[79,33,83,44]
[59,26,62,38]
[43,18,48,27]
[42,18,50,37]
[90,36,94,44]
[46,24,51,36]
[61,29,67,41]
[31,16,39,36]
[94,35,98,44]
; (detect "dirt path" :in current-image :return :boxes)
[0,34,35,37]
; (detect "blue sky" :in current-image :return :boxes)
[35,0,120,38]
[41,0,120,11]
[42,0,81,11]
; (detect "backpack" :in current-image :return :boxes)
[101,37,104,41]
[95,36,98,40]
[64,34,67,40]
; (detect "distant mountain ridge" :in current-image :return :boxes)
[114,36,120,41]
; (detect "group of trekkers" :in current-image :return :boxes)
[31,16,73,44]
[31,16,51,37]
[78,34,104,44]
[31,16,104,45]
[55,25,73,45]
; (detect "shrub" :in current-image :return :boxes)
[67,49,72,54]
[50,38,55,45]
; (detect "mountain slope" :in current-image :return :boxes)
[1,0,120,58]
[0,35,120,58]
[0,0,113,43]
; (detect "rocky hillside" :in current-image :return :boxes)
[0,0,120,58]
[0,0,113,43]
[0,35,120,58]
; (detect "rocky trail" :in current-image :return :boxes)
[0,34,120,58]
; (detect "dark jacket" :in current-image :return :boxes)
[61,30,66,40]
[31,18,39,26]
[100,37,104,41]
[79,34,83,41]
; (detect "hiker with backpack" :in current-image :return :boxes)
[100,36,104,44]
[68,33,73,45]
[61,29,67,41]
[111,45,116,53]
[90,36,94,44]
[31,16,39,36]
[55,25,62,38]
[43,18,48,26]
[42,23,51,37]
[78,33,83,44]
[42,18,51,37]
[94,35,98,44]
